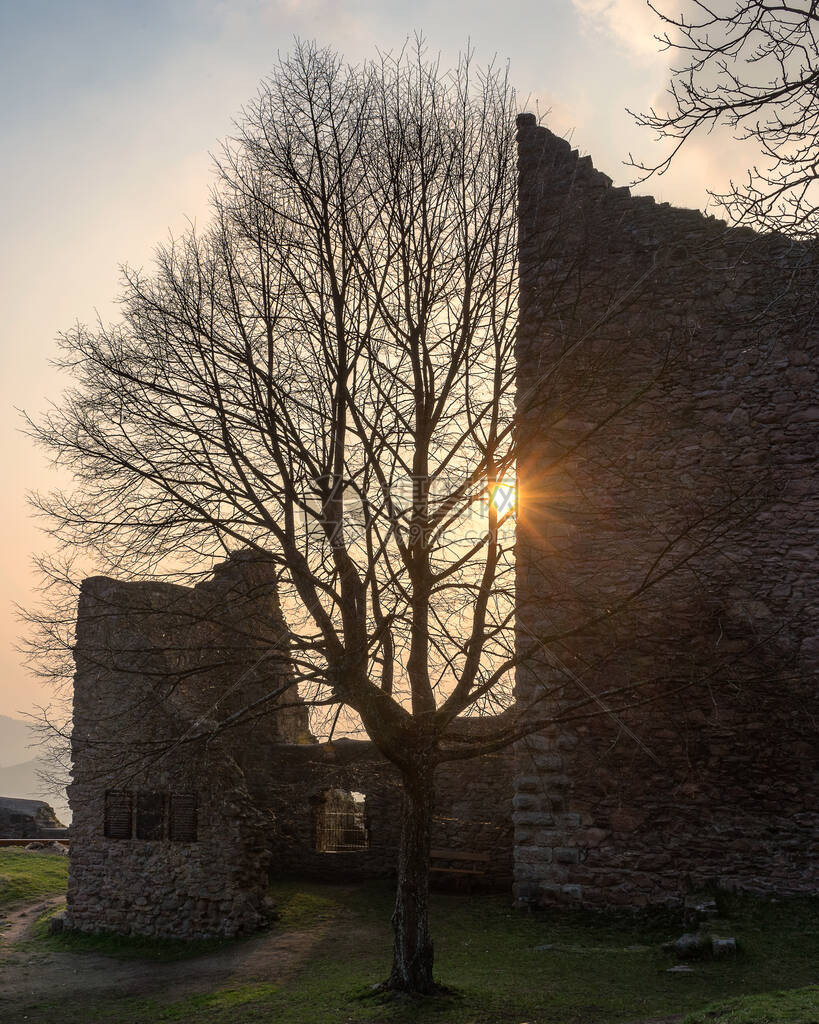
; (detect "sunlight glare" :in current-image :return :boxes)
[490,482,516,516]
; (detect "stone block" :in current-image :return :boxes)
[515,861,549,881]
[609,808,646,833]
[532,828,563,846]
[513,793,542,812]
[513,811,555,827]
[515,845,553,864]
[537,882,563,903]
[532,753,563,771]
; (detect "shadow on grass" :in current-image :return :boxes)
[233,882,819,1024]
[682,985,819,1024]
[12,879,819,1024]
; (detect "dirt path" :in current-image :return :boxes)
[0,895,65,944]
[0,897,330,1008]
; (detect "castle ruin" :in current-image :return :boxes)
[64,119,818,938]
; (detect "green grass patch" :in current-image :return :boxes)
[298,885,816,1024]
[0,848,68,908]
[684,985,819,1023]
[150,983,283,1021]
[5,880,818,1024]
[197,883,817,1024]
[271,881,344,930]
[16,985,284,1024]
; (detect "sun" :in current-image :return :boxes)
[490,482,516,516]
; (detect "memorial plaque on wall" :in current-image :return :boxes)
[136,791,166,840]
[104,791,133,839]
[169,792,198,841]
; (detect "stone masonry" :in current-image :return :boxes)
[513,114,818,908]
[67,551,307,939]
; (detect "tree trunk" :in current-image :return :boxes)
[387,758,436,994]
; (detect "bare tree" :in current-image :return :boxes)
[29,43,520,991]
[631,0,819,238]
[26,42,759,994]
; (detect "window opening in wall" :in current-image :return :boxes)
[104,790,133,839]
[315,789,369,852]
[136,791,166,840]
[102,789,199,842]
[169,792,198,841]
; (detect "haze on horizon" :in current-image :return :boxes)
[0,0,751,723]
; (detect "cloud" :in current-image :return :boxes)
[572,0,665,58]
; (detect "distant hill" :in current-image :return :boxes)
[0,713,39,767]
[0,758,71,825]
[0,716,71,823]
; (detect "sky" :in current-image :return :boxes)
[0,0,749,722]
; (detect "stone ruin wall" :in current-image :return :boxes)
[513,114,818,908]
[68,552,516,939]
[261,737,514,888]
[67,552,305,939]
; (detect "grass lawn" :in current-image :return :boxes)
[0,847,68,908]
[243,883,818,1024]
[683,987,819,1024]
[15,880,819,1024]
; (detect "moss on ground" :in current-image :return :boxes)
[0,848,68,908]
[149,983,284,1020]
[272,883,343,930]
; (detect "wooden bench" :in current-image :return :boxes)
[430,848,491,888]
